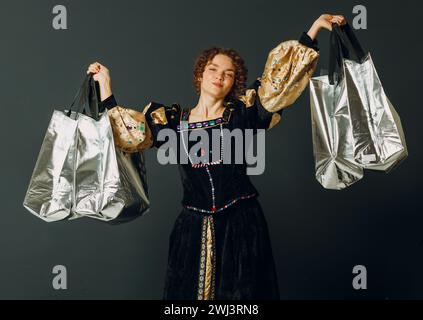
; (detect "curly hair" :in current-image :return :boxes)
[192,47,248,102]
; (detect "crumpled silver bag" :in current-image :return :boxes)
[310,74,364,190]
[343,53,408,171]
[23,110,78,221]
[23,74,149,222]
[310,23,408,190]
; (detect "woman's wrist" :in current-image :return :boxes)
[99,80,112,101]
[307,21,322,41]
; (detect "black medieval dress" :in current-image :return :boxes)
[99,32,320,300]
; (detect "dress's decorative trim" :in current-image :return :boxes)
[180,113,225,168]
[177,104,233,132]
[184,193,257,214]
[205,166,216,212]
[197,215,216,300]
[177,118,224,131]
[238,88,257,108]
[150,106,168,125]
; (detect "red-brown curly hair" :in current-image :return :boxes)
[193,47,248,102]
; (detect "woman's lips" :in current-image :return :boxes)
[212,82,223,88]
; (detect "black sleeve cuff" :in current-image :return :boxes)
[98,94,117,113]
[299,31,319,52]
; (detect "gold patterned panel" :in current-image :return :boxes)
[238,88,257,108]
[197,215,216,300]
[267,112,282,130]
[258,40,320,113]
[203,217,214,299]
[150,106,168,125]
[108,104,153,152]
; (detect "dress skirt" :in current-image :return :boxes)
[163,196,280,300]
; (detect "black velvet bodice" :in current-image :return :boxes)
[175,105,260,213]
[99,94,278,213]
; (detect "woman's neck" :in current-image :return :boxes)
[189,95,226,122]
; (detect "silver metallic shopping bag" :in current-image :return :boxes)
[70,111,124,219]
[343,53,408,171]
[71,76,149,222]
[23,110,78,221]
[310,23,407,190]
[24,74,150,223]
[309,75,364,190]
[71,110,150,222]
[23,74,96,221]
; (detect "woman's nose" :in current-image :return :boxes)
[215,73,224,81]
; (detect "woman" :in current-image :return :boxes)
[88,13,346,300]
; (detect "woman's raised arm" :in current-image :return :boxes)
[86,62,181,153]
[237,14,346,131]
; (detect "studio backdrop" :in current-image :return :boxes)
[0,0,421,299]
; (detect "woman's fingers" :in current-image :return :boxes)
[330,18,342,25]
[87,63,100,73]
[86,62,109,75]
[87,66,99,74]
[331,15,346,25]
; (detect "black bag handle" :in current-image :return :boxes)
[329,27,343,85]
[66,73,99,120]
[334,23,366,61]
[329,22,367,84]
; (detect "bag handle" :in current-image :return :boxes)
[66,73,99,120]
[329,27,343,84]
[329,22,367,84]
[334,23,366,62]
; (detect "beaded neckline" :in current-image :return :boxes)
[177,104,233,131]
[177,117,225,130]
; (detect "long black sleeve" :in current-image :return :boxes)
[98,94,118,113]
[298,31,319,52]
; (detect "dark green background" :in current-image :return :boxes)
[0,0,421,299]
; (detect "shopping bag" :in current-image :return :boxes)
[24,74,150,223]
[309,23,367,190]
[310,23,408,190]
[335,28,408,171]
[23,75,93,221]
[71,76,149,223]
[309,74,364,190]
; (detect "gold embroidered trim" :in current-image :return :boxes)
[268,112,282,130]
[238,89,257,108]
[197,215,216,300]
[150,106,168,125]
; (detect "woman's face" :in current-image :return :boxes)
[200,54,235,100]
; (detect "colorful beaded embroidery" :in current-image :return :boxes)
[177,117,224,131]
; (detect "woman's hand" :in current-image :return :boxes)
[307,14,347,40]
[86,62,112,102]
